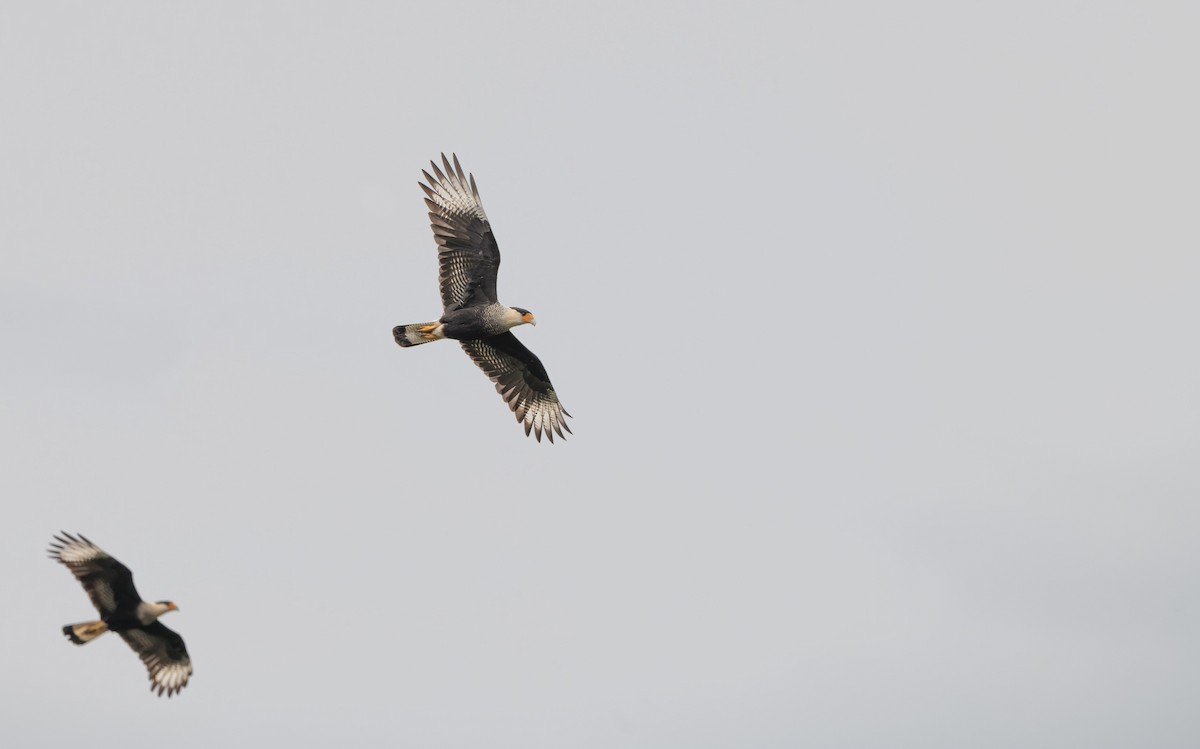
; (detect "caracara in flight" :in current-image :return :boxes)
[49,533,192,697]
[393,154,571,442]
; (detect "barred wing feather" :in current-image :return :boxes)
[48,533,139,616]
[421,153,501,311]
[119,623,193,697]
[460,333,571,442]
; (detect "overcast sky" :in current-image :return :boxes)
[2,2,1198,747]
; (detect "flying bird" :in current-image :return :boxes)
[393,153,571,442]
[49,533,192,697]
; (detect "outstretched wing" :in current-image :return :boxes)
[421,153,501,311]
[460,333,571,442]
[48,533,140,616]
[119,622,193,697]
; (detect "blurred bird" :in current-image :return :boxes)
[49,533,192,697]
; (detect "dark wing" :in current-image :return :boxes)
[119,621,193,697]
[48,533,140,616]
[460,333,572,442]
[420,153,501,311]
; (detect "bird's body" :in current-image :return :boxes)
[67,599,173,636]
[49,533,192,697]
[396,303,530,345]
[393,154,571,442]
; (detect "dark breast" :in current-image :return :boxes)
[103,610,146,631]
[439,305,506,340]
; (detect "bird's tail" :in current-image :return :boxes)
[393,322,444,348]
[63,620,108,645]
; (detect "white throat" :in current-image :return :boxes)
[136,601,173,626]
[500,307,534,330]
[501,307,525,329]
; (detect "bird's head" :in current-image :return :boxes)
[511,307,537,327]
[157,600,179,614]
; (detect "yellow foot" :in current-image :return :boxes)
[418,324,440,341]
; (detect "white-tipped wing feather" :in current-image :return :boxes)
[461,333,571,443]
[119,623,193,697]
[420,153,501,311]
[48,533,138,616]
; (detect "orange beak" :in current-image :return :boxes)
[522,312,537,326]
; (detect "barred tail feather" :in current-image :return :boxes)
[63,620,108,644]
[394,322,444,348]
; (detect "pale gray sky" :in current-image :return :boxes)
[2,2,1198,747]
